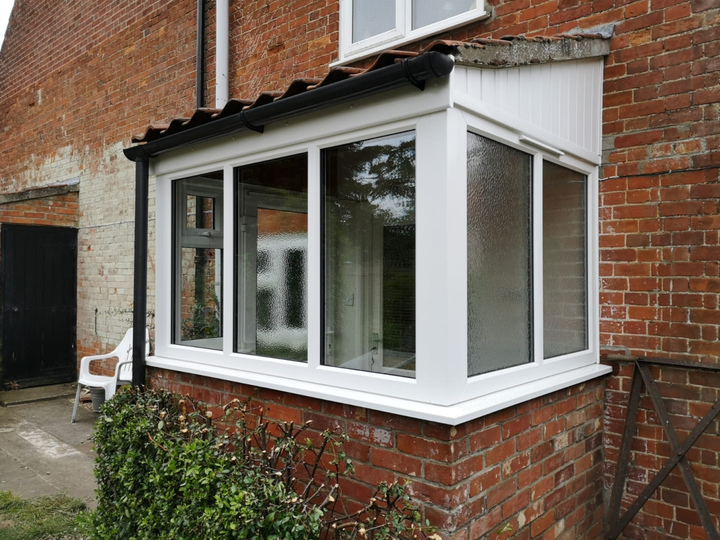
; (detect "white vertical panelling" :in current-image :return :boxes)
[550,64,560,139]
[593,63,602,153]
[569,64,577,141]
[582,64,589,149]
[484,69,496,111]
[458,59,604,157]
[559,65,569,142]
[468,68,483,102]
[509,68,520,118]
[453,66,468,95]
[520,66,535,127]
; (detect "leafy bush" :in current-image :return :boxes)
[90,387,436,540]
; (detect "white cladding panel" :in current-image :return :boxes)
[454,59,604,156]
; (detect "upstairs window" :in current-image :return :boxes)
[339,0,487,62]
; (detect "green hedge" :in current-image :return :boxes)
[89,387,437,540]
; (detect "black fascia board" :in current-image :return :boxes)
[124,51,454,162]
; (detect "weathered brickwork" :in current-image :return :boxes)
[151,368,605,539]
[0,191,79,229]
[1,0,718,536]
[0,190,79,269]
[605,361,720,539]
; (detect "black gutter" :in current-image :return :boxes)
[124,50,454,162]
[196,0,205,109]
[131,157,149,387]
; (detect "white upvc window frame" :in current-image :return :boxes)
[457,114,601,403]
[151,73,608,425]
[172,177,224,350]
[337,0,489,64]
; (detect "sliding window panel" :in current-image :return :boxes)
[235,155,308,362]
[323,132,416,377]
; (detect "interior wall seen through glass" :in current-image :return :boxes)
[173,173,224,350]
[467,133,532,376]
[543,161,588,358]
[323,131,416,377]
[235,155,308,362]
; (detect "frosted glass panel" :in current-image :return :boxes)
[413,0,476,29]
[235,155,308,362]
[467,133,532,376]
[324,132,416,377]
[544,161,587,358]
[256,208,308,361]
[353,0,395,42]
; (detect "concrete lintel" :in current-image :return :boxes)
[451,37,611,68]
[0,182,80,205]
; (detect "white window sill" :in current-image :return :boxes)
[146,355,611,425]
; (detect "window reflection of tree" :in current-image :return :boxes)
[324,133,416,374]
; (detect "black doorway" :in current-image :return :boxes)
[1,224,78,388]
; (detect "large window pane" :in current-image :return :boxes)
[235,155,308,362]
[323,132,416,377]
[353,0,395,42]
[173,174,223,350]
[543,162,587,358]
[467,133,532,376]
[413,0,476,29]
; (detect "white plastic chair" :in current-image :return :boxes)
[71,328,149,423]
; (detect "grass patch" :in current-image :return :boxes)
[0,491,88,540]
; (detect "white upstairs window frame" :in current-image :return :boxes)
[337,0,488,64]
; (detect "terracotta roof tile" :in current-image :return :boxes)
[309,66,364,89]
[275,78,323,100]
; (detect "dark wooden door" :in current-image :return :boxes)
[1,225,78,388]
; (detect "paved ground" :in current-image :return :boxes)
[0,383,98,508]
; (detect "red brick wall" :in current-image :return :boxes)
[1,0,718,537]
[151,368,606,539]
[0,0,199,191]
[0,192,79,228]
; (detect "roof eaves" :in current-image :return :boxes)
[124,50,455,161]
[124,35,611,161]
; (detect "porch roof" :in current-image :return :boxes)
[124,34,610,162]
